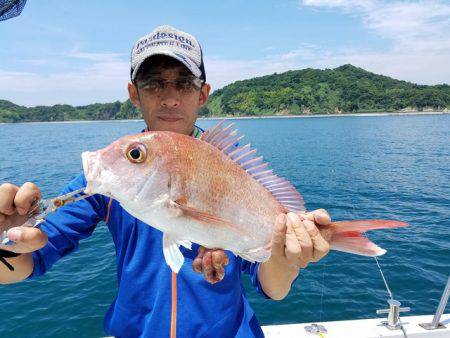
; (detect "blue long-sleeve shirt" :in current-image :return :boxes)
[29,127,268,337]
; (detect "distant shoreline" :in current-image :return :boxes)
[200,110,450,120]
[0,110,448,125]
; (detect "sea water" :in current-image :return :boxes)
[0,114,449,337]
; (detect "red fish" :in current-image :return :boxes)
[82,122,407,272]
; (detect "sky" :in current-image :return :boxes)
[0,0,449,107]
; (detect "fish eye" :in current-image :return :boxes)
[129,148,141,159]
[126,143,146,163]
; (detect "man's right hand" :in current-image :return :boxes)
[0,182,48,253]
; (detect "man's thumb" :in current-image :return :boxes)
[7,226,47,251]
[271,214,287,256]
[7,228,22,242]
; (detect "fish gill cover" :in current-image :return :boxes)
[0,0,27,21]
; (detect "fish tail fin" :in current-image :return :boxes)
[328,220,407,257]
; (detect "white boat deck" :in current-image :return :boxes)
[262,313,450,337]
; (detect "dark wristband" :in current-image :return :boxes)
[0,249,21,271]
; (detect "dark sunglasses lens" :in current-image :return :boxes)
[138,77,202,93]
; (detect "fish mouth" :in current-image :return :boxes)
[82,151,103,195]
[81,151,117,199]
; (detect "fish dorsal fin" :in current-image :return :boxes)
[201,121,305,212]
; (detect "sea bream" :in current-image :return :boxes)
[81,122,407,273]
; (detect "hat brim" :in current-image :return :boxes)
[131,50,202,81]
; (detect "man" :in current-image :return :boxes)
[0,25,330,337]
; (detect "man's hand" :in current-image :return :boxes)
[271,210,331,270]
[258,209,331,300]
[0,182,48,253]
[192,246,229,284]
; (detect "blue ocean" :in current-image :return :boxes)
[0,114,449,337]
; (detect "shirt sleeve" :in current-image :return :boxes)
[29,173,108,278]
[240,260,271,299]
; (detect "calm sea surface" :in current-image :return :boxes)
[0,115,449,337]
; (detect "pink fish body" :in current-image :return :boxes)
[82,122,407,272]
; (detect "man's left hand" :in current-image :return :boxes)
[270,209,331,270]
[257,209,331,299]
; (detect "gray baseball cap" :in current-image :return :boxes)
[130,25,206,82]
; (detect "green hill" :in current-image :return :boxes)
[0,99,140,123]
[1,65,449,123]
[200,64,450,116]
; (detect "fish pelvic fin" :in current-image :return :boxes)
[328,220,408,257]
[162,233,192,273]
[200,121,305,213]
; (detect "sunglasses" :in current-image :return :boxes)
[136,76,204,94]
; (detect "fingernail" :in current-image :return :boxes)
[276,214,286,224]
[316,213,330,225]
[287,212,298,223]
[7,229,22,242]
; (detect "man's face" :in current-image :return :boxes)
[128,64,210,135]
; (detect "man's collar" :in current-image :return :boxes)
[141,125,204,138]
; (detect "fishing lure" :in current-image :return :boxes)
[0,187,89,245]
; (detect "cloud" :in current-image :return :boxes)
[302,0,450,52]
[0,52,130,106]
[69,51,125,62]
[205,57,296,90]
[279,43,322,61]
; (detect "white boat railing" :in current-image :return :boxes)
[420,275,450,330]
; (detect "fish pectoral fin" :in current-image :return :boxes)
[171,199,245,234]
[162,233,189,273]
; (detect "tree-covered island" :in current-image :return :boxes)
[1,65,449,123]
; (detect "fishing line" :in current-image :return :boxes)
[319,262,326,323]
[373,255,393,300]
[362,231,393,299]
[370,237,408,338]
